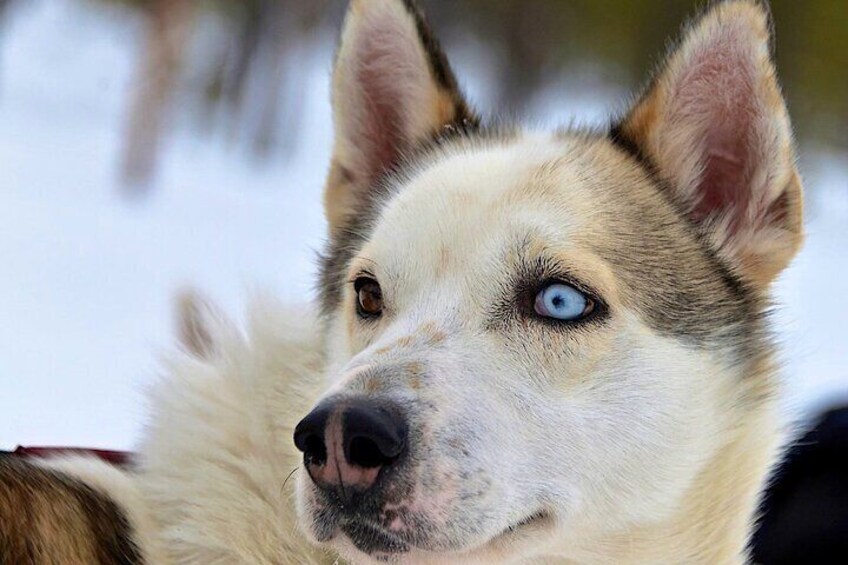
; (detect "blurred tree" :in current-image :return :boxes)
[121,0,195,192]
[113,0,335,190]
[0,0,16,94]
[91,0,846,192]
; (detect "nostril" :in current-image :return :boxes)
[303,434,327,465]
[343,401,408,470]
[348,436,390,468]
[293,403,332,466]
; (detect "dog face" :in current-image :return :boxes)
[294,1,803,562]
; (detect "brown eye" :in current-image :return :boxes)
[355,277,383,318]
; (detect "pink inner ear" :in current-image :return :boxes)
[669,28,761,231]
[351,21,431,186]
[357,43,404,184]
[693,128,752,228]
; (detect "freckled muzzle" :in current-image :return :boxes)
[294,396,421,554]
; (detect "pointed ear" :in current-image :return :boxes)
[615,0,803,287]
[175,290,231,359]
[324,0,477,232]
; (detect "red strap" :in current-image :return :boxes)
[8,445,133,468]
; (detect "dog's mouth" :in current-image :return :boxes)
[337,510,553,558]
[341,519,412,555]
[496,510,552,538]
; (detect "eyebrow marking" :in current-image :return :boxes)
[372,321,447,356]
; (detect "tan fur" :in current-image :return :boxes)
[0,456,145,564]
[324,159,359,234]
[37,456,167,565]
[1,459,97,564]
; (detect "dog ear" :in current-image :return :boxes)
[615,0,803,287]
[176,290,231,359]
[325,0,476,232]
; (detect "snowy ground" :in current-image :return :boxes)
[1,1,846,450]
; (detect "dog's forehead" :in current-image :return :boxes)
[365,134,611,263]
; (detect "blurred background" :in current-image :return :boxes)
[0,0,845,450]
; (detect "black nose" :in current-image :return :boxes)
[293,402,332,466]
[343,401,407,467]
[293,398,408,492]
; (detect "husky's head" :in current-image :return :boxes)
[294,1,804,562]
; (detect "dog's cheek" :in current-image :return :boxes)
[565,330,733,528]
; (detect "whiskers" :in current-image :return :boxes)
[282,466,300,493]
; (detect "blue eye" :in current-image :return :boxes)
[534,283,594,321]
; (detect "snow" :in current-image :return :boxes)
[1,0,845,450]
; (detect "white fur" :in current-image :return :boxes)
[135,298,329,564]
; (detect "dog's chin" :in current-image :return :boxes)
[323,511,555,564]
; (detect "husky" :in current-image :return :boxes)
[1,0,804,563]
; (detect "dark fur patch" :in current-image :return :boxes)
[607,126,758,304]
[609,105,765,351]
[317,184,387,320]
[608,121,652,171]
[0,455,143,564]
[398,0,476,123]
[575,136,766,354]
